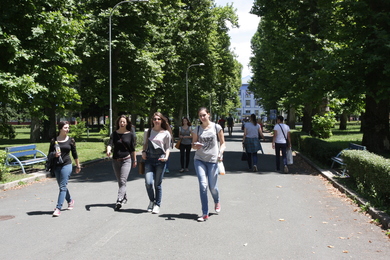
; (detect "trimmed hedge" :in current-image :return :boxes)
[343,150,390,201]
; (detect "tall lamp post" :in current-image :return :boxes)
[186,63,204,119]
[109,0,148,135]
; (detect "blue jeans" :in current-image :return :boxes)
[246,152,258,169]
[145,158,166,206]
[54,164,73,209]
[194,159,219,215]
[275,143,287,170]
[112,157,133,202]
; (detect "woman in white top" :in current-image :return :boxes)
[192,107,226,222]
[141,112,172,214]
[242,114,265,172]
[272,115,291,173]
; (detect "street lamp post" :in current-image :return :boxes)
[186,63,204,119]
[109,0,148,135]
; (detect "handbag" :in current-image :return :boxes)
[287,148,293,165]
[175,139,181,149]
[241,149,248,161]
[138,160,145,174]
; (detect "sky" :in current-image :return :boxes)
[214,0,260,79]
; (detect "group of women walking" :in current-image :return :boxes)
[49,109,289,221]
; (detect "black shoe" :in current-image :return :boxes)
[114,201,122,211]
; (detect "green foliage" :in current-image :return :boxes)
[99,120,110,138]
[311,112,337,139]
[69,117,86,139]
[0,150,10,182]
[343,150,390,203]
[0,124,16,139]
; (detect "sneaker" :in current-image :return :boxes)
[253,165,258,172]
[152,205,160,214]
[179,169,184,173]
[197,214,209,222]
[114,202,122,211]
[215,202,221,213]
[68,199,75,210]
[284,165,289,174]
[185,168,189,172]
[147,201,154,212]
[52,208,61,217]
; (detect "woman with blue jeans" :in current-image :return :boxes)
[192,107,226,222]
[142,112,172,214]
[243,114,265,172]
[106,115,137,211]
[49,121,81,217]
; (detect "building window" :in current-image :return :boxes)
[245,91,251,98]
[245,100,250,107]
[245,110,251,114]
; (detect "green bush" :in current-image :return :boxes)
[0,150,10,182]
[69,118,86,139]
[343,150,390,202]
[311,112,337,139]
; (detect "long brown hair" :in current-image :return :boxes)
[151,112,171,131]
[115,115,132,131]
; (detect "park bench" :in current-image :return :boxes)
[5,145,47,174]
[331,143,366,176]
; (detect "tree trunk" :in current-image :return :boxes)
[302,104,313,133]
[339,112,348,130]
[362,96,390,153]
[287,107,296,129]
[42,105,56,140]
[29,116,41,142]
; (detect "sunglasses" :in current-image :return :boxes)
[153,118,162,121]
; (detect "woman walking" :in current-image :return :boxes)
[242,114,265,172]
[178,117,193,172]
[106,115,137,211]
[272,115,291,173]
[141,112,172,214]
[192,107,226,222]
[49,121,81,217]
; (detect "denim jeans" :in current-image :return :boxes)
[194,159,219,215]
[145,158,166,206]
[275,143,287,170]
[180,144,192,168]
[54,163,73,210]
[112,157,133,202]
[246,152,258,169]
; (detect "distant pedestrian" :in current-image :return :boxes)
[226,114,234,136]
[49,121,81,217]
[106,115,137,211]
[178,117,193,173]
[141,112,172,214]
[272,115,291,173]
[218,116,226,132]
[242,114,265,172]
[192,107,226,222]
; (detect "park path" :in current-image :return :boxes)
[0,126,389,259]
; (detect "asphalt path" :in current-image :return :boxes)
[0,126,389,259]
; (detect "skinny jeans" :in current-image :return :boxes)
[275,143,287,170]
[54,164,73,210]
[145,158,166,206]
[112,157,132,202]
[180,144,192,168]
[194,159,219,215]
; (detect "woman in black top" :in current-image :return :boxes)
[49,121,81,217]
[106,115,137,211]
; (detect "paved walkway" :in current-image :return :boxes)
[1,126,389,259]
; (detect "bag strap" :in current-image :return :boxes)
[278,124,289,145]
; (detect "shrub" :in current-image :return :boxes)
[343,150,390,202]
[311,112,337,139]
[0,150,10,182]
[69,118,86,139]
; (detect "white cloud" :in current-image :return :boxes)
[214,0,260,78]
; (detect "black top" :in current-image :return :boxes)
[108,131,135,159]
[48,137,78,166]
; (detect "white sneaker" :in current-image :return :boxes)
[147,201,154,212]
[52,208,61,217]
[284,165,289,174]
[152,205,160,214]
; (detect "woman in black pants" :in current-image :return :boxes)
[179,117,193,172]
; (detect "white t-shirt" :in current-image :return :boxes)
[273,123,290,144]
[194,123,222,163]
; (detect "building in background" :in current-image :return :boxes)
[236,76,265,121]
